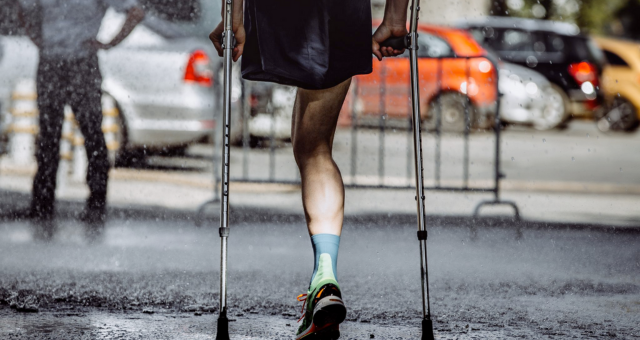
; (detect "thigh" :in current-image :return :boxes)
[36,59,66,139]
[68,57,103,136]
[292,78,352,148]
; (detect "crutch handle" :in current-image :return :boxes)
[221,31,237,49]
[380,35,409,50]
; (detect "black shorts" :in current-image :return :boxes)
[241,0,373,90]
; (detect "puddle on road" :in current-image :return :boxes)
[0,309,533,339]
[0,310,210,339]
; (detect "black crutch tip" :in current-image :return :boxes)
[215,311,230,340]
[422,318,435,340]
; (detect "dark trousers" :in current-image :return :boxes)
[31,54,110,218]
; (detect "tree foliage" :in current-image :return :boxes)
[575,0,628,33]
[489,0,640,37]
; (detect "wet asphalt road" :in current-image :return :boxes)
[1,205,640,339]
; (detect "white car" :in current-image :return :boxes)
[0,1,242,162]
[247,84,296,141]
[499,62,568,130]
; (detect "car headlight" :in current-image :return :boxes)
[525,82,538,96]
[499,73,527,98]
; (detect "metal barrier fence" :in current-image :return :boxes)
[198,56,520,220]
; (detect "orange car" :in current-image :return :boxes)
[340,24,498,132]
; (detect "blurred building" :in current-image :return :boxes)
[371,0,490,25]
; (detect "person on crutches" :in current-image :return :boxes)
[210,0,412,338]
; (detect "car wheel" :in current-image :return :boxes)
[115,148,148,168]
[597,96,639,132]
[101,95,147,168]
[424,92,474,133]
[249,135,261,148]
[533,84,569,130]
[109,115,142,168]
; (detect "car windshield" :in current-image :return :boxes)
[467,25,607,67]
[585,38,606,67]
[395,32,454,58]
[417,33,454,58]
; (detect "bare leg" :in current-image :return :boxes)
[292,79,352,236]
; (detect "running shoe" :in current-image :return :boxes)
[296,254,346,339]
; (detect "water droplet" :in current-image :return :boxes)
[586,133,589,138]
[588,149,590,152]
[571,157,575,161]
[511,157,515,161]
[542,138,546,143]
[620,168,623,172]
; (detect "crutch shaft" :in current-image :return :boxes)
[406,0,432,322]
[381,1,435,337]
[217,1,234,339]
[219,28,233,313]
[409,46,428,317]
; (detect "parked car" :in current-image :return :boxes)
[592,36,640,132]
[456,16,606,127]
[0,0,237,163]
[245,23,561,139]
[345,23,498,133]
[246,83,296,143]
[499,61,567,130]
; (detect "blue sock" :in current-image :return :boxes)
[310,234,340,285]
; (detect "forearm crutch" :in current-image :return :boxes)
[381,1,435,339]
[216,0,234,339]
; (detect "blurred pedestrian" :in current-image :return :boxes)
[16,0,145,233]
[210,0,408,338]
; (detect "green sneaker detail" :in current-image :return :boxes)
[311,254,339,291]
[296,254,345,339]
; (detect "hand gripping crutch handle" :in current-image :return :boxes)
[380,35,409,50]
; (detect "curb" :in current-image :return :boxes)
[0,161,299,193]
[2,160,639,195]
